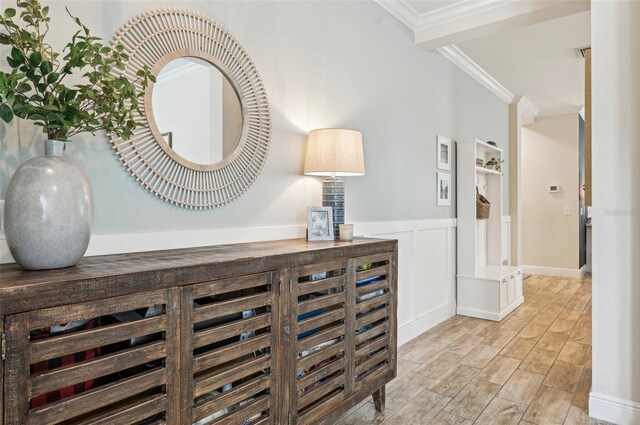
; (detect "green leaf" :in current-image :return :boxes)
[29,51,42,66]
[4,8,16,19]
[6,57,20,68]
[17,82,31,93]
[64,90,77,102]
[5,92,15,107]
[46,72,59,84]
[0,104,14,123]
[10,47,24,62]
[39,61,53,74]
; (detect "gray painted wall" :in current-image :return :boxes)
[0,1,509,237]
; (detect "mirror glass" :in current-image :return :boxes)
[152,57,243,165]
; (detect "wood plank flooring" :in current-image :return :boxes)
[336,274,612,425]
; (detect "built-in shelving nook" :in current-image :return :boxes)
[456,139,524,321]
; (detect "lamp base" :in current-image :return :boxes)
[322,177,344,239]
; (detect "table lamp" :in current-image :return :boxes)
[304,129,365,239]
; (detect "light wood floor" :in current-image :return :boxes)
[336,274,611,425]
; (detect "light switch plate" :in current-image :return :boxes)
[563,207,571,216]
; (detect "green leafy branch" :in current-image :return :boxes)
[0,0,155,141]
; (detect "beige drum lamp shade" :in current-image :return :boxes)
[304,129,365,176]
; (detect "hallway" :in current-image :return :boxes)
[337,275,607,425]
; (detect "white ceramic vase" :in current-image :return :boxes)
[4,139,94,270]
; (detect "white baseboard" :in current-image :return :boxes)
[522,265,586,279]
[398,301,456,346]
[457,296,523,322]
[589,392,640,425]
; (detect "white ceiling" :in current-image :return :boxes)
[457,10,590,115]
[404,0,459,15]
[376,0,591,116]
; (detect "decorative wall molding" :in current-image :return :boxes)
[375,0,422,29]
[376,0,520,39]
[589,392,640,425]
[0,225,306,264]
[375,0,589,50]
[437,45,515,104]
[398,302,457,346]
[516,95,540,124]
[359,219,458,348]
[521,264,586,279]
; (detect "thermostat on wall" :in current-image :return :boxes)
[549,185,561,193]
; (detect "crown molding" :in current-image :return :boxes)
[375,0,421,30]
[376,0,510,34]
[376,0,589,50]
[437,45,514,104]
[515,95,539,124]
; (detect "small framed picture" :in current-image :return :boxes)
[437,173,451,206]
[437,135,451,171]
[306,206,334,241]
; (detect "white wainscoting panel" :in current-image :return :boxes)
[357,219,458,346]
[502,216,511,265]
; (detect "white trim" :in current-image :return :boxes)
[437,45,514,104]
[398,301,456,346]
[0,225,307,264]
[457,296,523,321]
[516,95,540,124]
[375,0,422,30]
[376,0,589,50]
[355,218,457,237]
[589,392,640,425]
[0,218,458,264]
[537,105,585,118]
[414,0,509,30]
[376,0,531,36]
[521,265,586,278]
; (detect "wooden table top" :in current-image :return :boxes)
[0,237,396,316]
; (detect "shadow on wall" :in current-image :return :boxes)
[0,120,43,198]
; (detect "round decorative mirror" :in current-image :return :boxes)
[109,9,271,209]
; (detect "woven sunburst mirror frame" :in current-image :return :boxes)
[109,9,271,209]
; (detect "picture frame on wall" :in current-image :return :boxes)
[306,206,335,241]
[437,173,452,206]
[437,135,451,171]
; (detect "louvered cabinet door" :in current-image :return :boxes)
[350,252,397,393]
[289,260,348,425]
[3,289,180,425]
[181,272,279,425]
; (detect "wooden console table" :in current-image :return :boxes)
[0,238,397,425]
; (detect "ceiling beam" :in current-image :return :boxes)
[377,0,590,51]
